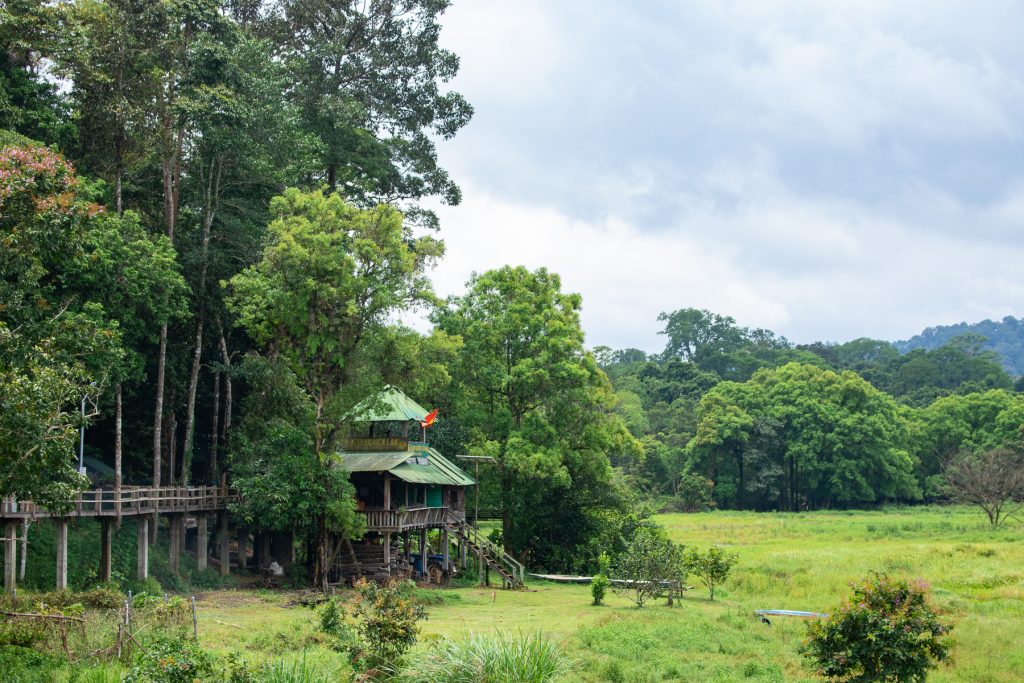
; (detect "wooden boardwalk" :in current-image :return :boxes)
[2,486,238,594]
[0,485,233,520]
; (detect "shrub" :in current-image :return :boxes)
[399,631,565,683]
[802,573,952,682]
[611,526,685,608]
[123,631,213,683]
[342,579,427,673]
[683,545,738,601]
[591,552,611,606]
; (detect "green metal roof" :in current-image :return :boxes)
[389,449,476,486]
[337,446,475,487]
[350,385,430,422]
[337,452,411,472]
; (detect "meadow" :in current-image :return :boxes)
[7,505,1023,682]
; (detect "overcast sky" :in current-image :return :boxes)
[418,0,1024,353]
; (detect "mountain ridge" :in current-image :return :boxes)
[895,315,1024,376]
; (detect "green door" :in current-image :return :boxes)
[426,485,442,508]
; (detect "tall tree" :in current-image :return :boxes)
[263,0,473,227]
[434,266,639,569]
[226,188,441,587]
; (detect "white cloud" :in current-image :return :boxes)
[424,1,1024,351]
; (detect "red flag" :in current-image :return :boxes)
[420,408,439,428]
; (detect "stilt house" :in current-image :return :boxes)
[332,386,476,584]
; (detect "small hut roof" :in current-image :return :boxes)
[350,385,429,422]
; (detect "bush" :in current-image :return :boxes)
[683,545,738,601]
[802,573,952,682]
[124,631,213,683]
[591,553,611,606]
[611,526,685,608]
[399,631,565,683]
[333,579,427,673]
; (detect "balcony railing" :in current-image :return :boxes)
[341,437,410,452]
[360,506,463,531]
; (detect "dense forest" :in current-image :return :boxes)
[600,309,1024,518]
[2,1,1023,576]
[896,316,1024,376]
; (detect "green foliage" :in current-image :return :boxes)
[683,545,738,600]
[591,553,611,606]
[226,188,442,453]
[258,653,332,683]
[398,631,565,683]
[896,317,1024,376]
[124,631,214,683]
[688,363,919,511]
[803,574,952,682]
[343,579,427,673]
[435,265,640,571]
[611,526,685,608]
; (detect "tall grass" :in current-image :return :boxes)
[400,631,565,683]
[261,653,333,683]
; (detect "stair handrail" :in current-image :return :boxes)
[461,522,524,586]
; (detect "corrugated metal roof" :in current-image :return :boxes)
[336,446,475,486]
[390,448,476,486]
[337,452,411,472]
[350,385,430,422]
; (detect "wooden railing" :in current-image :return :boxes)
[342,437,409,452]
[361,506,461,531]
[0,486,234,520]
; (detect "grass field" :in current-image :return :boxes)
[8,505,1023,681]
[183,505,1024,682]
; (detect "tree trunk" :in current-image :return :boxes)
[182,161,220,485]
[153,326,167,488]
[209,370,220,483]
[181,312,204,485]
[219,329,232,443]
[19,521,28,581]
[115,383,122,505]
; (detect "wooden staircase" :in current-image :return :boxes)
[452,523,525,589]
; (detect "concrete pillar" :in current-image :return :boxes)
[403,531,411,561]
[137,517,149,579]
[219,513,230,576]
[168,514,180,575]
[196,514,208,571]
[55,519,68,590]
[5,521,17,594]
[100,519,113,583]
[384,532,391,574]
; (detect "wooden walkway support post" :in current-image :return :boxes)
[403,531,410,562]
[55,518,68,590]
[5,520,18,594]
[383,532,391,575]
[441,527,449,573]
[219,512,230,576]
[100,519,113,583]
[137,516,149,579]
[168,514,180,575]
[196,514,208,571]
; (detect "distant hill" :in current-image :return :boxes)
[895,316,1024,376]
